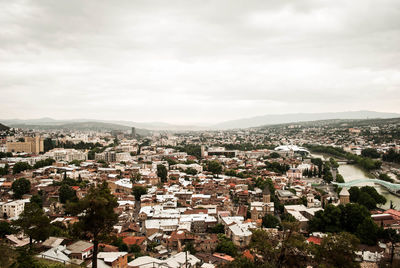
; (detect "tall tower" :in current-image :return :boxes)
[201,145,205,158]
[251,207,258,221]
[339,187,350,205]
[131,127,136,138]
[262,186,271,203]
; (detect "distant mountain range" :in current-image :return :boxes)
[1,110,399,131]
[211,110,400,129]
[0,118,202,131]
[5,121,150,135]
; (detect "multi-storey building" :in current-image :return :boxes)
[6,136,44,154]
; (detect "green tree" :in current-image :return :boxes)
[132,186,147,201]
[250,222,310,267]
[308,204,342,233]
[378,173,394,183]
[30,194,43,208]
[207,160,223,176]
[111,237,128,252]
[0,221,13,238]
[0,163,9,175]
[383,148,400,164]
[185,241,196,255]
[356,218,379,245]
[43,137,55,152]
[222,257,258,268]
[216,234,238,257]
[14,203,51,247]
[131,173,142,183]
[382,228,400,265]
[224,169,237,177]
[210,223,225,234]
[339,203,370,233]
[33,158,55,169]
[361,148,380,158]
[69,159,82,166]
[329,157,339,168]
[129,244,142,254]
[314,232,360,268]
[262,214,280,228]
[309,203,380,245]
[349,186,386,210]
[157,164,168,183]
[11,178,31,199]
[336,173,345,183]
[68,182,118,268]
[185,167,198,175]
[12,162,32,174]
[269,152,281,158]
[59,184,78,204]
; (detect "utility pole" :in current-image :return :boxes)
[185,250,188,268]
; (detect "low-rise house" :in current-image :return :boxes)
[88,252,128,268]
[284,205,323,230]
[42,237,67,248]
[38,245,71,264]
[123,236,147,251]
[210,253,234,265]
[5,234,30,247]
[67,240,94,261]
[128,252,200,268]
[276,190,301,204]
[144,219,179,236]
[286,168,302,180]
[227,222,256,247]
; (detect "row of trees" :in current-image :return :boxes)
[59,140,103,150]
[11,158,55,174]
[33,158,55,169]
[218,143,273,151]
[171,144,202,159]
[265,161,290,174]
[0,152,13,159]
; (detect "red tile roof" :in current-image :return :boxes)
[213,253,234,262]
[384,209,400,219]
[307,236,322,245]
[243,249,254,261]
[123,236,145,246]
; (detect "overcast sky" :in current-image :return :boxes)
[1,0,400,124]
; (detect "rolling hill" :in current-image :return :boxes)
[9,122,150,135]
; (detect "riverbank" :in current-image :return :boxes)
[311,153,400,209]
[305,144,382,171]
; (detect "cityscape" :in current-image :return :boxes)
[1,1,400,268]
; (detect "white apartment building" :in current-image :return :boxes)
[116,152,131,162]
[45,148,87,162]
[1,200,26,219]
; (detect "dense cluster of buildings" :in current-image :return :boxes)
[0,122,400,267]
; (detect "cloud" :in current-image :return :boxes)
[0,0,399,123]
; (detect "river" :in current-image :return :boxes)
[311,153,400,210]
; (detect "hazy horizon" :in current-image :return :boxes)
[1,1,400,124]
[2,110,400,128]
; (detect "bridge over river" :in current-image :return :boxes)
[333,179,400,194]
